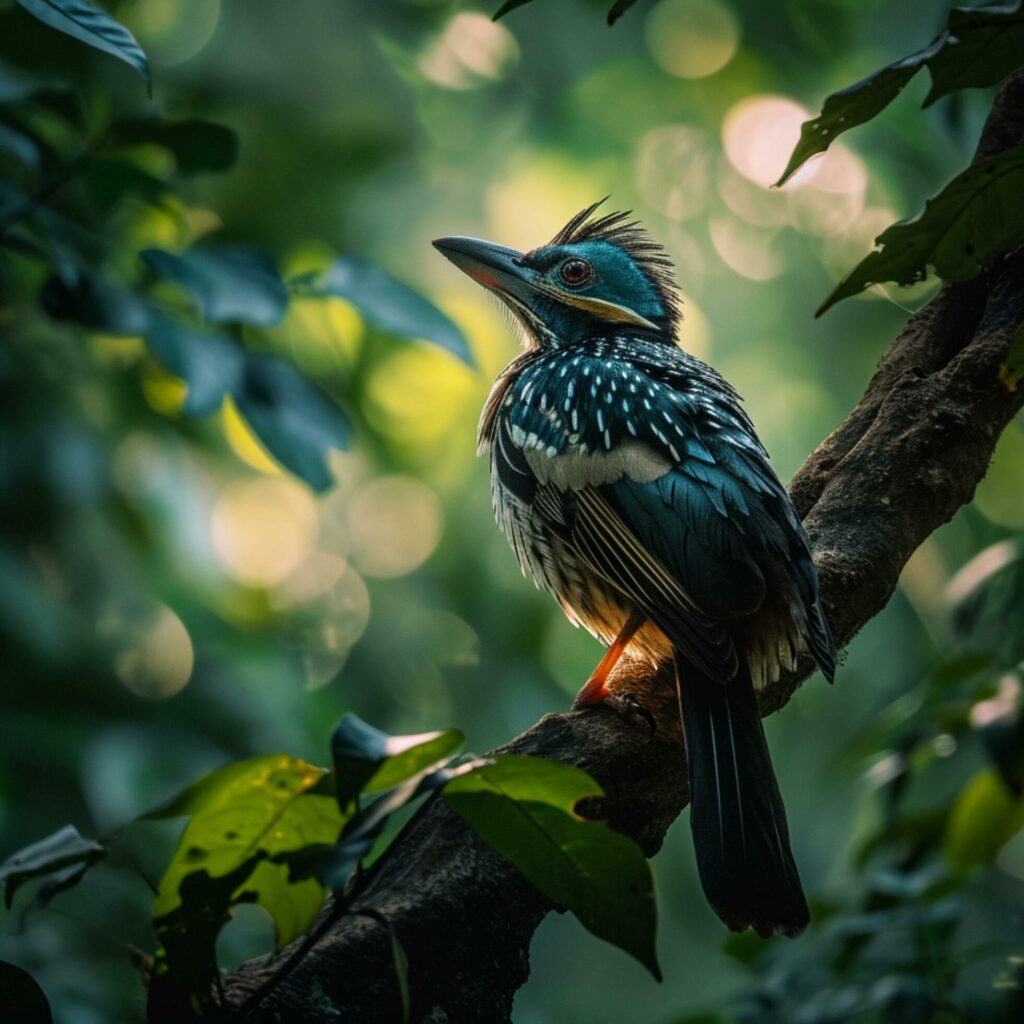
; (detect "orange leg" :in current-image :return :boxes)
[574,610,646,707]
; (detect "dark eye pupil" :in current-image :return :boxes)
[561,259,589,284]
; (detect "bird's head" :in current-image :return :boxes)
[433,200,681,347]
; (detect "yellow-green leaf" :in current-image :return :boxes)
[945,769,1024,868]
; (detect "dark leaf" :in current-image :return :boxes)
[817,142,1024,314]
[14,0,151,95]
[41,272,152,335]
[112,118,239,175]
[294,257,472,365]
[443,755,660,979]
[234,355,350,492]
[80,158,167,211]
[151,755,345,952]
[980,704,1024,795]
[0,961,53,1024]
[0,825,105,908]
[0,122,42,170]
[607,0,639,26]
[331,713,464,812]
[925,2,1024,107]
[493,0,535,21]
[141,246,288,327]
[145,317,245,416]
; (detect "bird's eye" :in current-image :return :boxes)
[559,258,592,286]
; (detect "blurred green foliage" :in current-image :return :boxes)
[2,1,1024,1022]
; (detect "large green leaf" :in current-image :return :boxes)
[234,355,350,492]
[331,713,464,812]
[443,755,660,979]
[152,754,345,950]
[112,118,238,175]
[0,961,53,1024]
[141,246,288,327]
[776,2,1024,186]
[817,143,1024,315]
[294,257,472,365]
[925,2,1024,107]
[945,770,1024,868]
[0,825,104,908]
[14,0,151,95]
[145,317,245,416]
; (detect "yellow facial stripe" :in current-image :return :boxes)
[556,292,660,331]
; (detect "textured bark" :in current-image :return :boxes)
[188,74,1024,1024]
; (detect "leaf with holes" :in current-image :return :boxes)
[15,0,151,94]
[0,825,105,909]
[141,246,288,327]
[294,257,472,365]
[443,755,660,978]
[331,713,464,813]
[151,755,346,951]
[817,142,1024,315]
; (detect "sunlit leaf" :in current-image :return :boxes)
[234,355,350,492]
[0,825,105,908]
[817,143,1024,315]
[999,323,1024,391]
[40,272,151,335]
[0,961,52,1024]
[776,2,1024,185]
[443,755,660,979]
[14,0,151,95]
[112,118,238,175]
[141,246,288,327]
[294,257,472,365]
[924,2,1024,107]
[331,713,464,812]
[145,317,245,416]
[945,770,1024,868]
[151,755,345,951]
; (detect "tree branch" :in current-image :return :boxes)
[198,73,1024,1024]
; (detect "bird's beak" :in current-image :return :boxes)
[432,236,538,305]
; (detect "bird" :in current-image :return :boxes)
[433,201,835,939]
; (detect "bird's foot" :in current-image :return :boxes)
[573,688,656,735]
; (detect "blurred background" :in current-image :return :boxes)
[2,1,1024,1021]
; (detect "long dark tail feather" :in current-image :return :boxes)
[674,652,810,938]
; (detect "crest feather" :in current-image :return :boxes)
[549,199,682,331]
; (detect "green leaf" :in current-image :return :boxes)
[999,322,1024,391]
[141,246,288,327]
[112,118,239,175]
[776,2,1024,186]
[234,355,350,492]
[0,122,42,170]
[145,317,245,416]
[925,2,1024,107]
[294,257,472,365]
[331,713,464,812]
[40,272,152,335]
[945,770,1024,868]
[152,755,345,950]
[14,0,151,95]
[443,755,660,979]
[0,961,53,1024]
[0,825,105,908]
[774,36,944,187]
[817,143,1024,315]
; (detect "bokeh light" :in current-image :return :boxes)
[722,95,815,189]
[634,125,715,221]
[103,602,194,700]
[123,0,221,66]
[212,477,319,587]
[645,0,741,79]
[418,12,519,90]
[347,475,443,578]
[709,215,783,280]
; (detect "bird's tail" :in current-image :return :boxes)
[674,653,809,938]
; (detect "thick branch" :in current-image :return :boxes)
[211,74,1024,1024]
